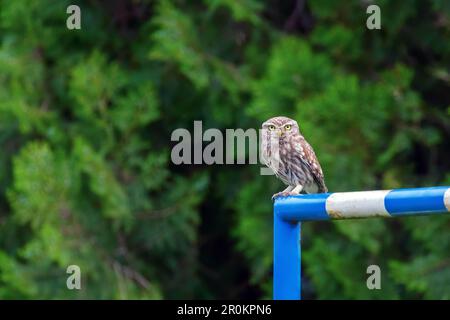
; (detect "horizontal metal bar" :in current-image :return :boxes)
[274,186,450,222]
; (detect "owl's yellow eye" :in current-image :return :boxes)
[268,125,276,131]
[284,124,292,130]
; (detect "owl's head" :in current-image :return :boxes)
[262,116,299,139]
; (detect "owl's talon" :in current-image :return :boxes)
[271,192,283,200]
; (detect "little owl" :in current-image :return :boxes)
[261,116,328,199]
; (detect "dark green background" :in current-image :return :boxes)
[0,0,449,299]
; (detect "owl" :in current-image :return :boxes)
[261,116,328,199]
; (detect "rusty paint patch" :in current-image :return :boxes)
[327,209,344,219]
[327,209,390,220]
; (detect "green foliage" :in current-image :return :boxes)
[0,0,449,299]
[207,0,263,25]
[150,0,209,89]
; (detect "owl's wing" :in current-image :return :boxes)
[293,137,328,193]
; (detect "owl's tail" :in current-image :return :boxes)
[318,181,328,193]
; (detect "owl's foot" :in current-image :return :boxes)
[272,185,303,201]
[272,191,301,201]
[272,191,288,200]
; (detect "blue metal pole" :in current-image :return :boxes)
[275,186,450,222]
[272,186,450,300]
[273,209,301,300]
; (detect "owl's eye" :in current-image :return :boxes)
[284,124,292,130]
[268,125,276,131]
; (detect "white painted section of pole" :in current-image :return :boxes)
[325,190,392,219]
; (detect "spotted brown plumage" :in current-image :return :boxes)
[261,116,328,199]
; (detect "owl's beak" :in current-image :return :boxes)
[276,129,282,137]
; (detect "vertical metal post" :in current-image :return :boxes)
[273,210,301,300]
